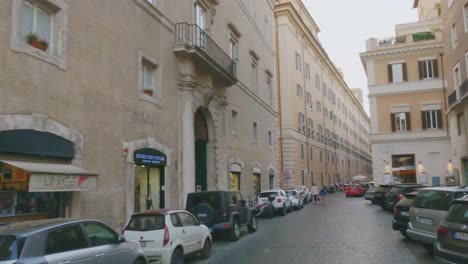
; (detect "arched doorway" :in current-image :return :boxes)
[194,110,209,192]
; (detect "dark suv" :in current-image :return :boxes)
[382,184,424,210]
[186,191,257,241]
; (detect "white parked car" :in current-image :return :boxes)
[296,186,312,204]
[285,189,303,210]
[123,209,212,264]
[258,190,292,216]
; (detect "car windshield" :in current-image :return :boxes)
[413,190,452,211]
[126,215,165,231]
[0,235,22,261]
[446,203,468,224]
[259,192,278,198]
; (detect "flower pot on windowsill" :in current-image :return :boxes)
[28,39,48,51]
[143,89,154,96]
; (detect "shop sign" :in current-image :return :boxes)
[134,148,167,166]
[29,174,98,192]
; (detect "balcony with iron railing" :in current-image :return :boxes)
[174,23,237,86]
[448,79,468,109]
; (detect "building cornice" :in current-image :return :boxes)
[368,79,446,97]
[371,130,450,144]
[360,43,444,59]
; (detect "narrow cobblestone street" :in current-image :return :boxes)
[189,193,436,264]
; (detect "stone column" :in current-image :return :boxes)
[209,95,228,191]
[180,88,195,207]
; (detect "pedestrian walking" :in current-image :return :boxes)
[319,188,327,203]
[311,182,319,204]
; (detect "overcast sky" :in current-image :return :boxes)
[303,0,418,115]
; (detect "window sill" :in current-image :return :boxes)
[138,92,161,106]
[11,40,67,70]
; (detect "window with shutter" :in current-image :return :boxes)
[402,63,408,81]
[421,111,427,130]
[391,113,396,132]
[388,64,393,83]
[406,112,411,131]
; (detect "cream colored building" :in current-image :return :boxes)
[0,0,277,227]
[440,0,468,185]
[361,0,452,186]
[275,0,372,189]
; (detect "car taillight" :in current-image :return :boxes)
[437,225,449,237]
[393,207,399,217]
[163,224,170,246]
[276,198,282,203]
[396,194,404,201]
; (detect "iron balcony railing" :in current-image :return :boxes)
[175,23,237,79]
[448,79,468,108]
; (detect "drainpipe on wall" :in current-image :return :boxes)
[440,53,449,137]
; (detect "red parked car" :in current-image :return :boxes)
[345,184,365,197]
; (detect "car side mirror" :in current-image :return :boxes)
[118,235,126,243]
[239,199,246,207]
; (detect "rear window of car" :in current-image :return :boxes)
[389,187,403,194]
[187,193,221,209]
[375,187,390,192]
[0,235,24,261]
[126,215,165,231]
[446,203,468,224]
[285,190,295,196]
[413,190,452,211]
[259,192,278,198]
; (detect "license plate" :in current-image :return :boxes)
[400,211,409,216]
[139,241,146,247]
[453,232,468,241]
[417,217,433,225]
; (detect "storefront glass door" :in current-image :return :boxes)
[253,174,260,197]
[134,166,160,212]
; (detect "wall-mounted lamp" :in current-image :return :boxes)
[447,160,453,173]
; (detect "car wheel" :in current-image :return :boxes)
[229,218,241,241]
[171,248,184,264]
[200,239,212,259]
[399,230,409,239]
[280,204,287,216]
[288,204,293,213]
[247,215,257,233]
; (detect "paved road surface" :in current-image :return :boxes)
[188,193,436,264]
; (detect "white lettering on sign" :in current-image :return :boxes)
[29,174,97,192]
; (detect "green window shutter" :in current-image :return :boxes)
[388,64,393,83]
[418,61,424,80]
[402,63,408,81]
[433,59,439,78]
[391,113,396,132]
[406,112,411,131]
[437,109,442,129]
[421,111,427,130]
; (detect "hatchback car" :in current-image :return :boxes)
[285,189,303,210]
[258,190,292,216]
[0,218,147,264]
[393,191,420,239]
[123,209,212,264]
[373,184,394,207]
[345,184,365,197]
[382,184,424,211]
[407,187,468,250]
[434,195,468,263]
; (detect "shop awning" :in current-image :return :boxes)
[0,160,98,192]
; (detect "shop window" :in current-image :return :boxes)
[12,0,69,69]
[230,173,240,191]
[134,166,161,212]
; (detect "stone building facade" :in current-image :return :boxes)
[275,0,372,189]
[361,0,452,186]
[0,0,277,228]
[440,0,468,185]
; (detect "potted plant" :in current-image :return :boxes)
[27,32,49,51]
[143,88,155,96]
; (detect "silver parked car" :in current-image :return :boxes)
[0,218,148,264]
[407,187,468,250]
[435,195,468,264]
